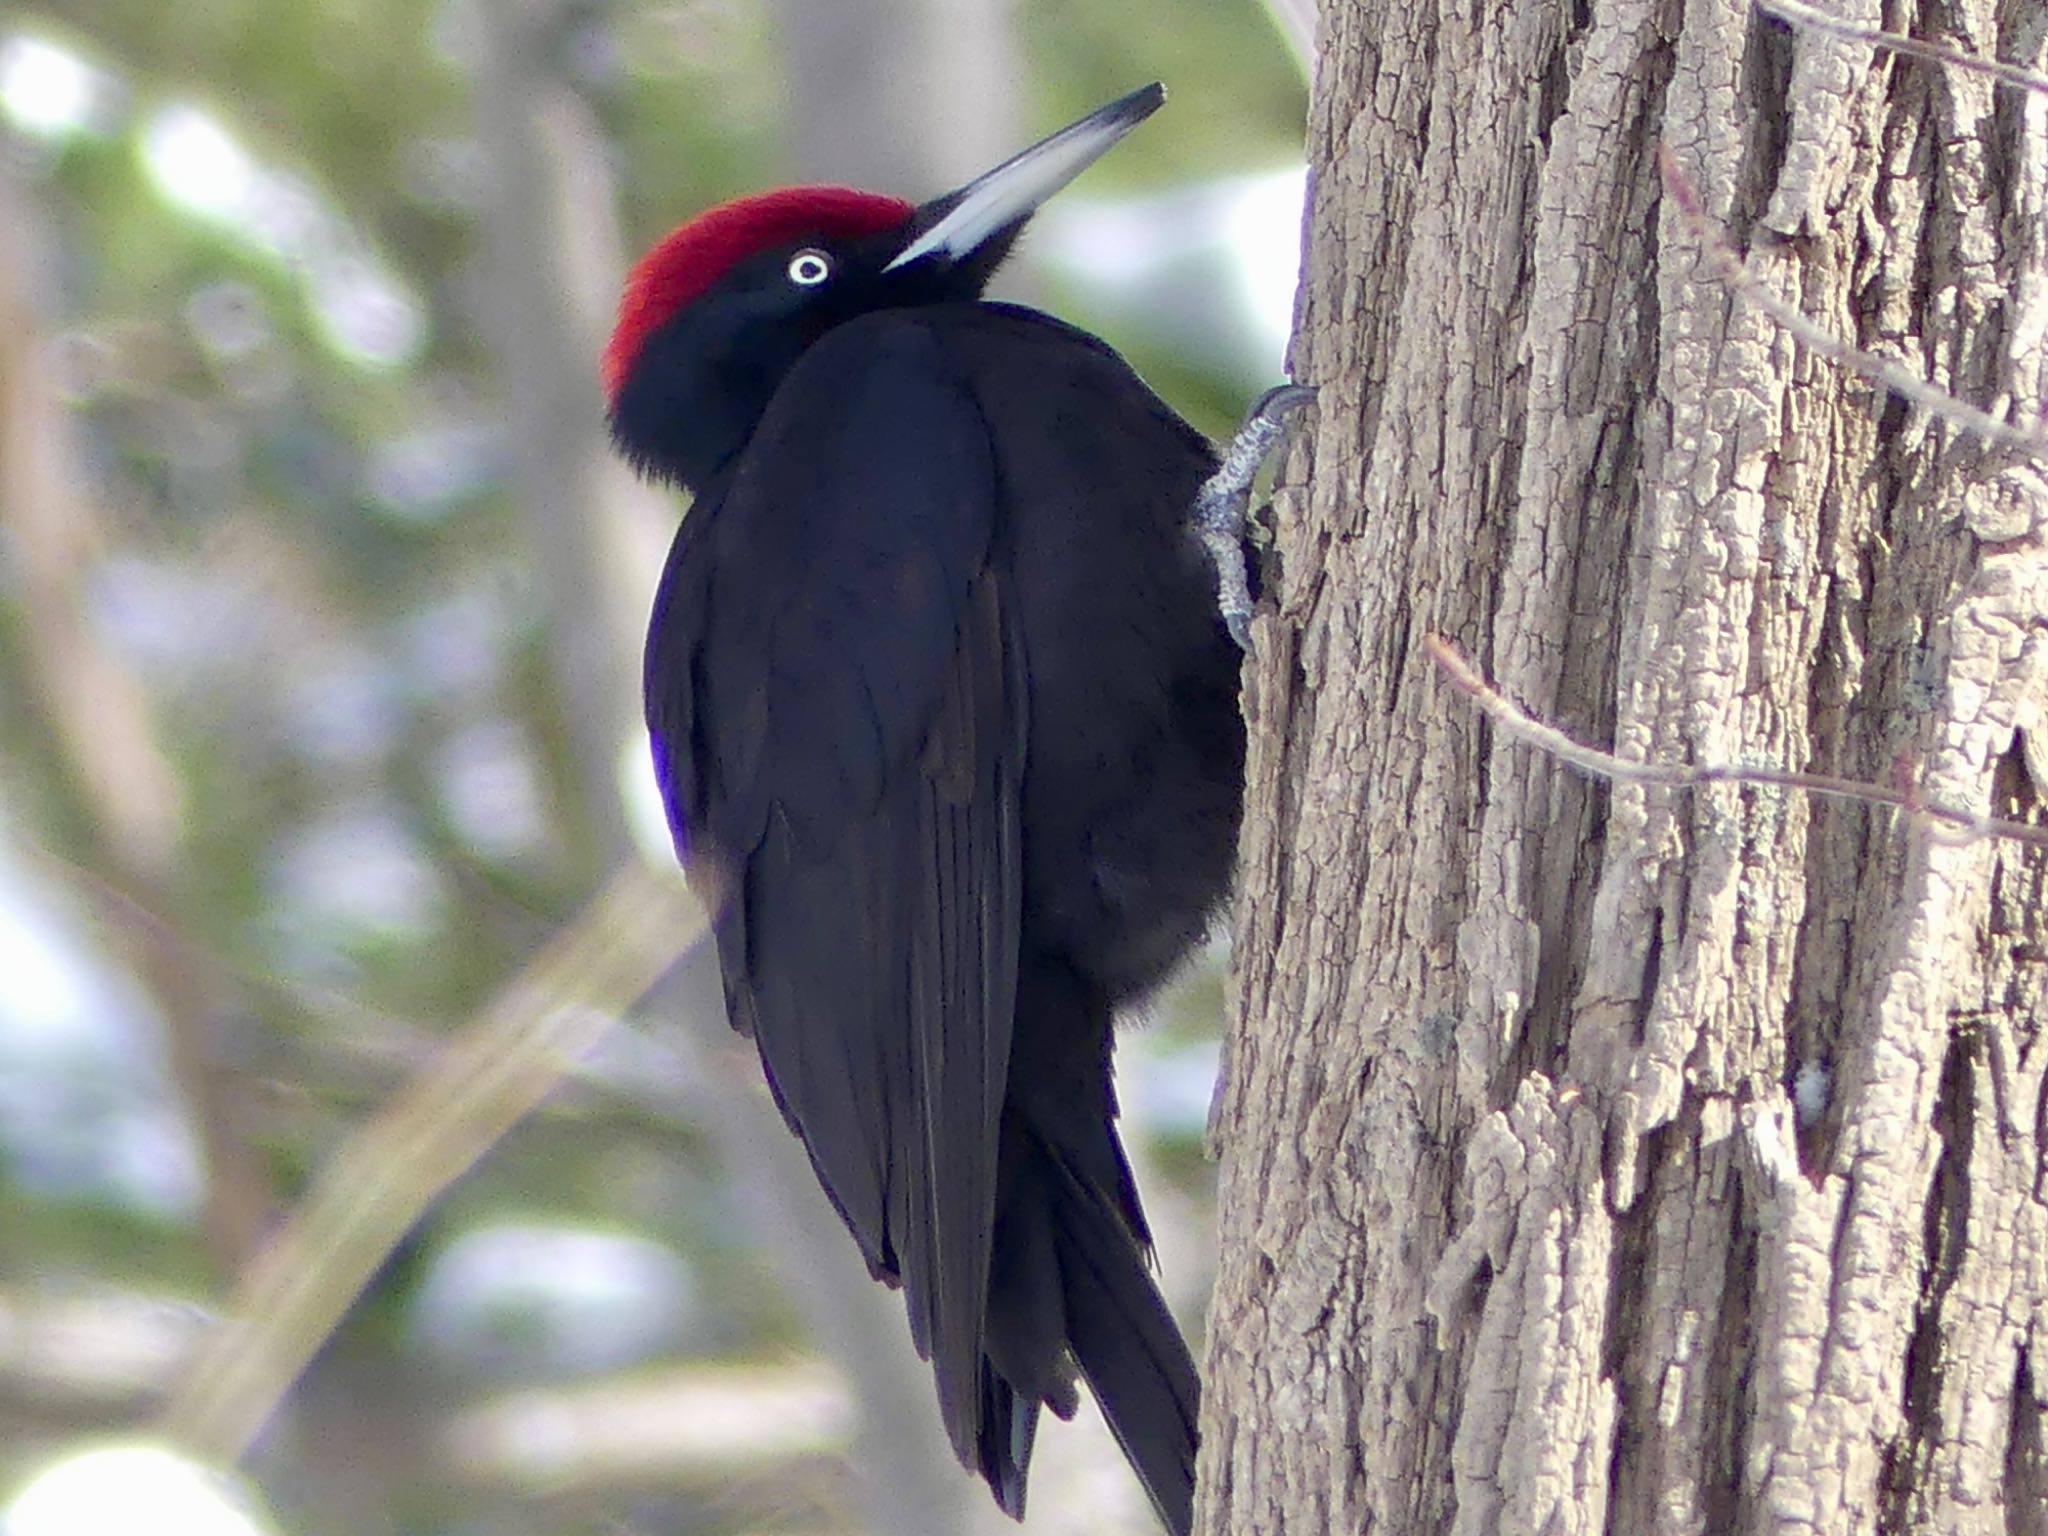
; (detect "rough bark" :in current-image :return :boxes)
[1201,2,2048,1533]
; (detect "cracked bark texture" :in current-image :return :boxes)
[1199,2,2048,1533]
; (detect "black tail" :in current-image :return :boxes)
[976,1115,1199,1535]
[953,954,1199,1533]
[1049,1146,1200,1536]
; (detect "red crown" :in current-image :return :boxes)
[603,187,914,401]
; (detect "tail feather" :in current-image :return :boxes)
[1049,1152,1199,1536]
[974,1122,1198,1535]
[975,1362,1041,1519]
[959,954,1199,1533]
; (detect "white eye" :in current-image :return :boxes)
[787,249,833,286]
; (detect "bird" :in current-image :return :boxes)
[606,84,1257,1536]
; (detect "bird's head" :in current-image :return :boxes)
[604,83,1165,491]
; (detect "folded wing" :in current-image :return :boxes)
[644,314,1026,1457]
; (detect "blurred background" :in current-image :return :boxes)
[0,1,1306,1532]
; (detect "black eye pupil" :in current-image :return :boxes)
[790,253,829,284]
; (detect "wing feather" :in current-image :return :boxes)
[643,314,1026,1461]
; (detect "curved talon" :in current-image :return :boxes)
[1194,383,1316,654]
[1250,383,1318,423]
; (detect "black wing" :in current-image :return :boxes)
[644,314,1026,1456]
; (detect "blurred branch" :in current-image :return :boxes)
[768,0,1020,190]
[0,163,273,1276]
[26,842,710,1131]
[158,858,704,1462]
[467,0,650,865]
[0,207,180,875]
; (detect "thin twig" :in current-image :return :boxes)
[1758,0,2048,100]
[1426,636,2048,849]
[158,859,709,1463]
[1657,145,2048,464]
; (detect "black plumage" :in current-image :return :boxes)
[609,86,1238,1535]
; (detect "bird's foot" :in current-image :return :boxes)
[1192,384,1316,652]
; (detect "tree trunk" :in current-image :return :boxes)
[1201,2,2048,1533]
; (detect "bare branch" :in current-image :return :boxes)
[1758,0,2048,99]
[1426,636,2048,849]
[1657,145,2048,464]
[158,860,708,1463]
[0,166,276,1275]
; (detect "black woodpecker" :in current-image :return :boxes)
[606,84,1290,1535]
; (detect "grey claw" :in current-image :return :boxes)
[1250,383,1317,423]
[1194,382,1315,655]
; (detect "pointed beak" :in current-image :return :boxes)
[884,83,1165,273]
